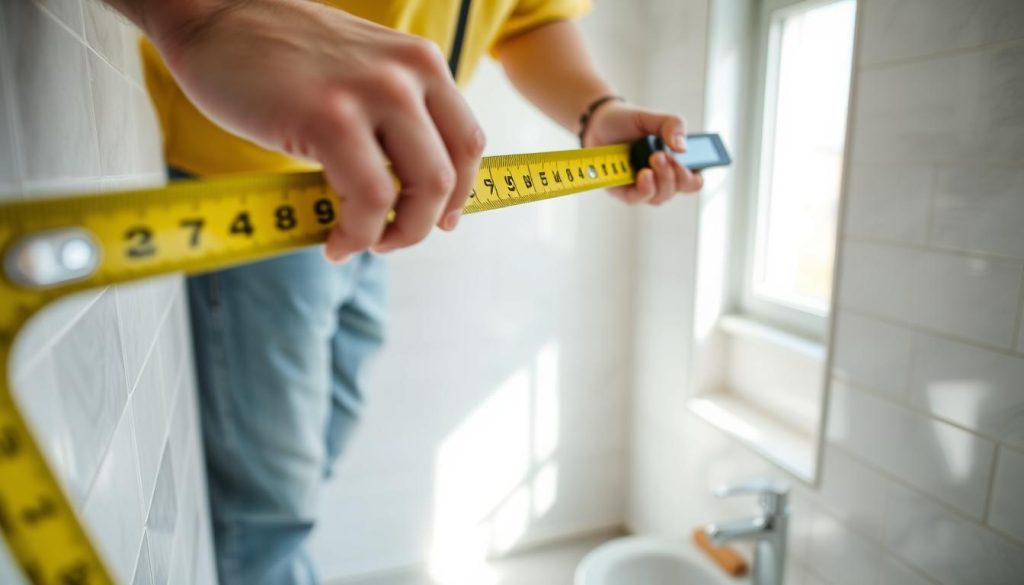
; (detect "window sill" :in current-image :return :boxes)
[719,314,826,362]
[689,393,817,482]
[688,314,826,482]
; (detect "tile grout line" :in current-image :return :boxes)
[838,304,1024,360]
[12,288,107,385]
[80,2,107,182]
[33,0,146,92]
[981,445,1001,527]
[858,36,1024,72]
[845,232,1024,265]
[835,376,1001,447]
[827,440,1024,550]
[77,285,177,509]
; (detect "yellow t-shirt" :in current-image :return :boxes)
[141,0,591,176]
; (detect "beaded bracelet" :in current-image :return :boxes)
[578,94,624,146]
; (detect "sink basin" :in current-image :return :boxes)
[575,536,747,585]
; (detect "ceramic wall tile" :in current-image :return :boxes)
[828,382,996,519]
[885,482,1024,585]
[3,0,100,183]
[908,332,1024,448]
[832,311,913,399]
[852,44,1024,166]
[81,414,145,584]
[930,166,1024,258]
[89,51,135,176]
[988,447,1024,544]
[859,0,1024,66]
[51,291,129,500]
[838,240,1022,347]
[844,163,931,245]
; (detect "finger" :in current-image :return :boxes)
[668,156,704,194]
[373,103,456,252]
[426,83,486,231]
[649,151,677,205]
[312,112,395,263]
[611,168,656,205]
[631,110,687,153]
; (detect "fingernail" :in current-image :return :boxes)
[673,133,687,151]
[653,152,667,167]
[443,210,462,231]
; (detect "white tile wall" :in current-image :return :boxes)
[852,44,1024,166]
[0,57,18,193]
[989,447,1024,543]
[828,382,996,519]
[3,0,100,183]
[832,311,912,399]
[858,0,1024,67]
[930,166,1024,258]
[1018,301,1024,352]
[885,482,1024,585]
[843,163,931,245]
[0,1,216,584]
[631,4,1024,585]
[907,332,1024,447]
[838,240,1022,347]
[877,556,937,585]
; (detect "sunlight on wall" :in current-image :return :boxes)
[689,397,764,444]
[927,384,981,482]
[429,342,562,584]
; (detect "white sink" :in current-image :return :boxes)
[575,536,747,585]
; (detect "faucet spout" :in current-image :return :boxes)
[707,479,789,585]
[706,516,770,546]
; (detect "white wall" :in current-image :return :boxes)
[0,1,217,584]
[309,4,646,582]
[629,1,1024,585]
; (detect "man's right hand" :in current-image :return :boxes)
[123,0,485,262]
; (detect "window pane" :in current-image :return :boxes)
[753,0,856,313]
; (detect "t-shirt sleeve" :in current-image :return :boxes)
[490,0,592,55]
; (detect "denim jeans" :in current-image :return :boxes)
[172,170,387,584]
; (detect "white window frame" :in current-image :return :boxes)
[734,0,856,342]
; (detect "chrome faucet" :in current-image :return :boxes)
[705,479,789,585]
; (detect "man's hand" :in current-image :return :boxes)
[582,103,703,206]
[119,0,484,262]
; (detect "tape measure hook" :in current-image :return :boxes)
[4,227,101,288]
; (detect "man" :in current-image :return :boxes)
[106,0,702,583]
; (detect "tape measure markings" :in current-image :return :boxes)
[0,141,637,585]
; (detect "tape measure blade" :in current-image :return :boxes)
[0,389,115,585]
[0,140,640,585]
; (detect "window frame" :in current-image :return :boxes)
[733,0,856,342]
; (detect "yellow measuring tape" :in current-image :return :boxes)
[0,141,644,584]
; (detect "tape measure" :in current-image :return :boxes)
[0,134,726,584]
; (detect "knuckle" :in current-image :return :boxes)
[423,163,457,196]
[372,66,416,105]
[361,182,396,210]
[464,126,486,159]
[404,39,448,74]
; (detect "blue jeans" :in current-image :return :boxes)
[174,171,387,584]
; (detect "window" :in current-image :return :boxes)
[739,0,857,340]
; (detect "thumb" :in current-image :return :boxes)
[633,111,687,153]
